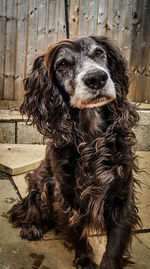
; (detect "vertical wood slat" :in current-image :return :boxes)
[87,0,98,35]
[57,0,66,40]
[25,0,38,74]
[122,0,133,62]
[105,0,115,39]
[0,0,150,103]
[37,0,48,54]
[4,0,17,100]
[68,0,79,39]
[138,0,150,103]
[96,0,108,36]
[14,0,28,101]
[129,0,147,102]
[0,0,6,100]
[78,0,89,36]
[47,0,59,46]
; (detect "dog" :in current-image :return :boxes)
[9,36,140,269]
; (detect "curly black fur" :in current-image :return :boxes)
[8,36,141,269]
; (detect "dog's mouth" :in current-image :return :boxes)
[72,94,115,109]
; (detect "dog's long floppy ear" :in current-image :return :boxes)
[91,36,130,98]
[20,43,73,146]
[20,55,53,136]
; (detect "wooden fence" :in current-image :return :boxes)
[0,0,150,103]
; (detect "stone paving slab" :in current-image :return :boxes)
[138,111,150,126]
[136,233,150,251]
[12,173,28,198]
[135,126,150,151]
[0,144,46,175]
[0,122,15,143]
[0,109,26,122]
[136,151,150,188]
[17,122,43,144]
[130,237,150,269]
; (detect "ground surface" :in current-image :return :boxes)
[0,147,150,269]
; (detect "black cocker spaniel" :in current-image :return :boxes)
[9,36,140,269]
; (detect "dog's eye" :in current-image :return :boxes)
[93,49,104,57]
[57,60,68,69]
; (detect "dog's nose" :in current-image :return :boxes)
[83,70,108,89]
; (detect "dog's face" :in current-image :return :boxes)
[46,37,116,109]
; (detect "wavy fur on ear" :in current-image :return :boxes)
[20,52,75,147]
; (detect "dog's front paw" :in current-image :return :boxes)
[20,225,43,241]
[73,256,99,269]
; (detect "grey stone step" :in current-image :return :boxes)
[0,144,46,175]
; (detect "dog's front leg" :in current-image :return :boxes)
[99,214,132,269]
[68,228,98,269]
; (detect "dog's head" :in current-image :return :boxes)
[44,36,129,109]
[21,36,130,140]
[45,36,117,109]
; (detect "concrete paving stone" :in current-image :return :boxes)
[137,183,150,209]
[12,173,28,198]
[0,109,26,122]
[17,122,43,144]
[133,152,150,230]
[137,104,150,110]
[0,100,22,109]
[139,205,150,230]
[0,144,46,175]
[138,207,150,231]
[136,233,150,250]
[0,123,15,143]
[135,126,150,151]
[138,111,150,126]
[125,237,150,269]
[136,151,150,188]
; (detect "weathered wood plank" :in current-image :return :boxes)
[105,0,115,39]
[25,0,38,74]
[129,0,145,102]
[14,0,28,101]
[4,0,17,100]
[96,0,108,36]
[57,0,66,40]
[47,0,59,46]
[137,0,150,103]
[0,0,6,100]
[68,0,80,39]
[78,0,89,36]
[87,0,98,35]
[122,0,133,61]
[37,0,48,54]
